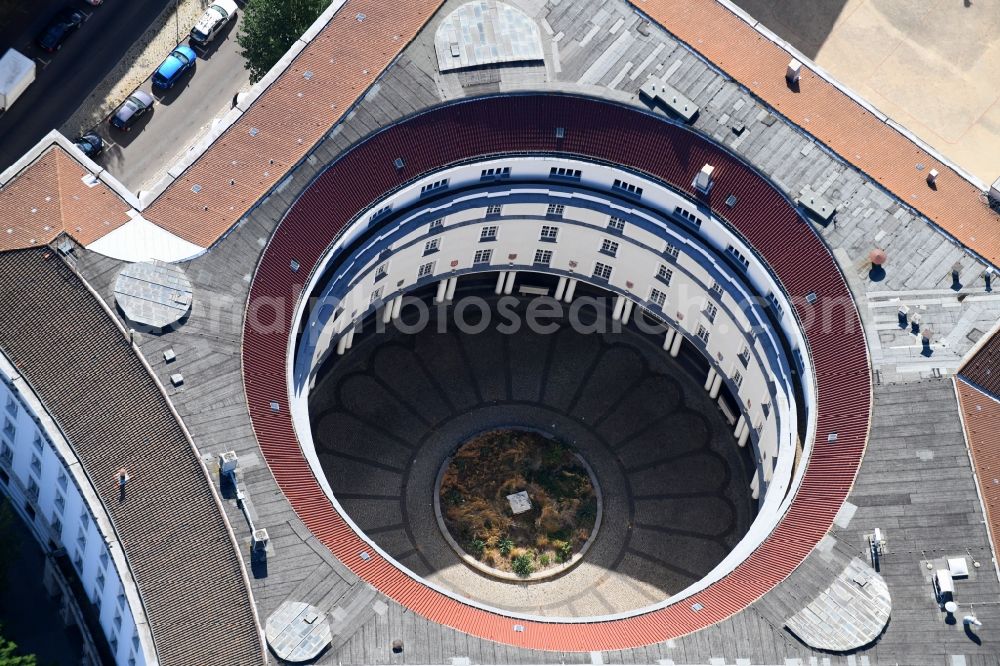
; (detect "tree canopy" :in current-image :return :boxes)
[0,627,35,666]
[237,0,329,83]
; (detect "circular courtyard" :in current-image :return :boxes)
[308,288,757,617]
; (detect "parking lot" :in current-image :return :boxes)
[0,0,251,194]
[96,8,251,193]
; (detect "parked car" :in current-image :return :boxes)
[152,45,197,89]
[73,132,103,158]
[36,8,85,53]
[109,91,154,131]
[189,0,238,47]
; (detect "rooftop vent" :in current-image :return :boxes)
[290,259,300,272]
[786,59,802,84]
[805,291,818,304]
[303,70,314,80]
[691,602,704,612]
[393,157,404,170]
[270,401,280,412]
[555,127,565,139]
[191,184,202,193]
[725,194,737,208]
[693,164,715,194]
[249,127,259,137]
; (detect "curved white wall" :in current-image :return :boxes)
[286,155,819,621]
[0,352,156,666]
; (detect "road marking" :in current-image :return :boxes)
[35,57,51,70]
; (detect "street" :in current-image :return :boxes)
[0,0,252,196]
[0,0,174,174]
[97,11,251,193]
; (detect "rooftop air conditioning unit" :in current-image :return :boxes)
[219,451,238,474]
[252,528,270,552]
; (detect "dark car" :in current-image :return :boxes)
[73,132,103,158]
[109,91,154,131]
[152,45,197,89]
[36,8,85,53]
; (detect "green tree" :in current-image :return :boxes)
[0,625,36,666]
[237,0,329,83]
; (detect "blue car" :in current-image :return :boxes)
[152,45,197,89]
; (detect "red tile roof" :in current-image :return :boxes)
[959,324,1000,398]
[242,95,871,651]
[955,379,1000,570]
[635,0,1000,266]
[0,148,131,252]
[142,0,445,247]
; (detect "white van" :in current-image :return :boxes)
[190,0,238,46]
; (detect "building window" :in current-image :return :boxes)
[656,265,673,286]
[369,287,383,304]
[612,178,643,198]
[0,443,11,465]
[600,239,619,257]
[4,396,15,418]
[428,217,444,232]
[767,292,784,318]
[32,433,43,453]
[2,419,13,441]
[30,454,41,476]
[696,324,710,344]
[51,515,62,537]
[80,511,89,530]
[473,249,493,265]
[732,370,743,389]
[608,216,626,232]
[480,225,498,241]
[485,204,503,216]
[57,469,67,491]
[549,167,581,180]
[533,249,553,266]
[738,344,750,367]
[593,262,613,280]
[762,401,771,418]
[27,478,39,503]
[55,493,65,513]
[710,281,724,297]
[373,262,388,282]
[704,302,718,323]
[417,261,435,279]
[480,166,511,180]
[726,245,751,272]
[649,288,666,307]
[369,205,391,222]
[539,225,559,242]
[419,178,449,196]
[546,203,565,217]
[664,242,680,260]
[674,206,702,228]
[423,238,440,255]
